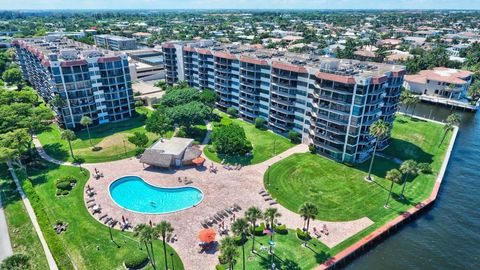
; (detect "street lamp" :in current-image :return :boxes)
[170,253,175,270]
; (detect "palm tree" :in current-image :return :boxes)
[220,237,238,270]
[245,206,262,253]
[80,116,93,147]
[299,202,318,232]
[409,95,421,116]
[366,120,390,181]
[155,221,174,270]
[400,88,412,113]
[399,160,418,198]
[61,129,76,159]
[133,224,157,269]
[231,218,249,270]
[440,113,461,145]
[264,208,281,231]
[384,169,403,208]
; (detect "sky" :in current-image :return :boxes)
[0,0,480,10]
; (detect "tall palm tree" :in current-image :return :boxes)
[220,237,238,270]
[366,120,390,181]
[299,202,318,232]
[80,116,93,147]
[399,160,418,198]
[440,113,461,145]
[231,218,249,270]
[409,95,421,116]
[61,129,76,159]
[155,221,174,270]
[384,169,403,208]
[245,206,262,253]
[133,224,157,269]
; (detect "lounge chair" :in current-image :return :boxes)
[104,217,112,224]
[220,210,228,216]
[99,214,108,221]
[87,203,96,209]
[178,177,182,183]
[269,201,278,205]
[225,208,233,214]
[234,203,241,210]
[110,220,118,227]
[264,197,273,201]
[261,193,270,197]
[86,198,95,203]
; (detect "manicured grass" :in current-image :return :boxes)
[37,110,165,163]
[0,166,49,269]
[219,230,330,270]
[265,114,451,222]
[204,111,295,165]
[17,161,184,270]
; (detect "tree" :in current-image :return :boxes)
[219,237,238,270]
[254,117,266,129]
[226,107,238,118]
[231,218,249,270]
[299,202,318,232]
[128,132,149,150]
[61,129,76,159]
[366,120,390,181]
[409,95,421,115]
[51,94,66,108]
[155,221,174,270]
[199,88,217,108]
[165,101,210,131]
[399,160,418,198]
[440,113,461,145]
[133,224,157,269]
[264,207,281,254]
[210,124,252,155]
[384,169,403,208]
[2,67,22,85]
[288,131,301,144]
[0,254,30,270]
[0,129,31,175]
[146,110,173,137]
[245,206,262,253]
[159,87,199,108]
[80,116,93,147]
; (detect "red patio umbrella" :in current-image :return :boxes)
[198,229,216,243]
[192,157,206,166]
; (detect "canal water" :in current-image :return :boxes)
[345,103,480,270]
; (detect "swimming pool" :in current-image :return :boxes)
[109,176,204,214]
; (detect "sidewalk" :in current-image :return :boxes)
[0,189,13,262]
[7,163,58,270]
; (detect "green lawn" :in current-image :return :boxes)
[265,114,451,222]
[37,111,165,163]
[17,161,184,270]
[204,111,295,165]
[221,230,330,270]
[0,166,49,269]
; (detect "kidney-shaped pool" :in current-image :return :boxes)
[109,176,204,214]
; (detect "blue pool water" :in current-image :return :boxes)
[109,176,204,214]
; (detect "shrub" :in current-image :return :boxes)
[226,107,237,117]
[288,131,301,144]
[176,126,188,138]
[0,253,30,270]
[253,223,266,236]
[308,143,316,154]
[56,181,72,191]
[274,224,288,234]
[207,145,216,153]
[296,228,311,241]
[418,162,433,174]
[215,264,227,270]
[124,253,148,269]
[55,176,76,185]
[134,100,144,107]
[233,235,247,246]
[254,117,266,129]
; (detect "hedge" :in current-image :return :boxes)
[274,224,288,235]
[215,264,226,270]
[21,178,74,270]
[252,223,266,236]
[124,253,148,269]
[296,228,311,241]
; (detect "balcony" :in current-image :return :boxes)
[271,96,295,106]
[270,104,295,115]
[239,95,258,103]
[311,112,349,126]
[314,83,355,95]
[271,88,296,98]
[270,112,294,122]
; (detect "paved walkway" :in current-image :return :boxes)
[0,188,13,262]
[82,144,372,269]
[33,133,373,269]
[201,121,212,145]
[7,162,58,270]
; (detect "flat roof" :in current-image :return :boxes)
[150,137,194,156]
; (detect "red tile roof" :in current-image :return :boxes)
[272,61,308,73]
[213,51,238,60]
[315,71,356,84]
[240,56,268,66]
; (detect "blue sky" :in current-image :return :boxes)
[1,0,479,10]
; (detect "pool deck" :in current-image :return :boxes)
[82,144,373,270]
